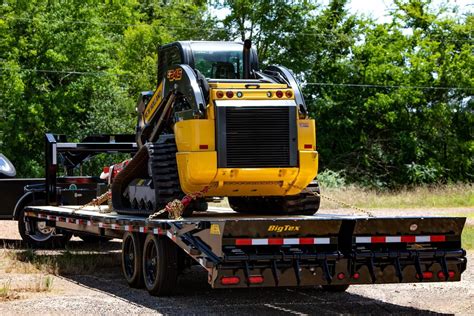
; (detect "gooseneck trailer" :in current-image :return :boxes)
[23,204,467,296]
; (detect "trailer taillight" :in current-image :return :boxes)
[337,272,346,280]
[220,276,240,285]
[417,272,433,279]
[226,91,234,98]
[216,91,224,98]
[276,90,283,98]
[248,275,264,284]
[438,271,455,279]
[285,90,293,98]
[352,272,360,280]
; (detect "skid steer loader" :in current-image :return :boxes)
[112,40,320,216]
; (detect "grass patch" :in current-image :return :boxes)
[0,280,18,301]
[462,225,474,250]
[320,183,474,209]
[7,249,120,275]
[0,276,53,301]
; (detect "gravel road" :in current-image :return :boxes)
[0,209,472,315]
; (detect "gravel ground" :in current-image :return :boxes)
[0,208,472,315]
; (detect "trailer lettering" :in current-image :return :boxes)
[268,225,300,232]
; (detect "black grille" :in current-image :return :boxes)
[216,106,297,168]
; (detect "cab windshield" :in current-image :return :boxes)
[190,42,243,79]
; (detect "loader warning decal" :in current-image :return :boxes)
[144,83,164,122]
[167,68,182,81]
[210,224,221,235]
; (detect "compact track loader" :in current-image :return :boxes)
[112,40,320,216]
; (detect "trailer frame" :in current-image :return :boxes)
[23,204,467,295]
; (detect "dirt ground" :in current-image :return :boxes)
[0,208,472,315]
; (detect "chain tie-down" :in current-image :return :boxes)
[75,191,112,213]
[148,183,217,220]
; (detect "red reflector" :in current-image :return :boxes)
[337,273,345,280]
[304,144,313,149]
[103,166,110,173]
[268,238,283,245]
[431,235,446,242]
[371,236,386,243]
[199,144,208,150]
[448,271,455,278]
[248,275,264,284]
[276,90,283,98]
[285,90,293,98]
[299,237,314,245]
[352,272,360,279]
[401,236,416,243]
[216,91,224,98]
[221,276,240,285]
[235,239,252,246]
[226,91,234,98]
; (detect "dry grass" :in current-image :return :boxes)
[3,249,120,275]
[319,183,474,209]
[0,276,53,301]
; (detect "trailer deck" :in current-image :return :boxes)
[24,205,467,292]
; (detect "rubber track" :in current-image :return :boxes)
[228,181,321,216]
[148,142,185,212]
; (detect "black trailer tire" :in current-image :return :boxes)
[142,234,178,296]
[18,198,72,249]
[78,234,112,243]
[122,232,144,288]
[321,284,350,292]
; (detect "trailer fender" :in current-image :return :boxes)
[13,191,45,220]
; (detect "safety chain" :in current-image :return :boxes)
[291,183,375,217]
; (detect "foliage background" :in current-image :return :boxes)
[0,0,472,187]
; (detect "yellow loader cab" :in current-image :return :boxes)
[112,40,320,216]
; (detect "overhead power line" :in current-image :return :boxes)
[0,67,121,76]
[1,67,472,91]
[303,82,474,91]
[1,16,472,43]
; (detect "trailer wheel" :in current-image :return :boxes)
[18,199,72,249]
[121,232,144,288]
[142,234,178,296]
[321,284,350,292]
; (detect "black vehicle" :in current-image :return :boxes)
[0,133,137,246]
